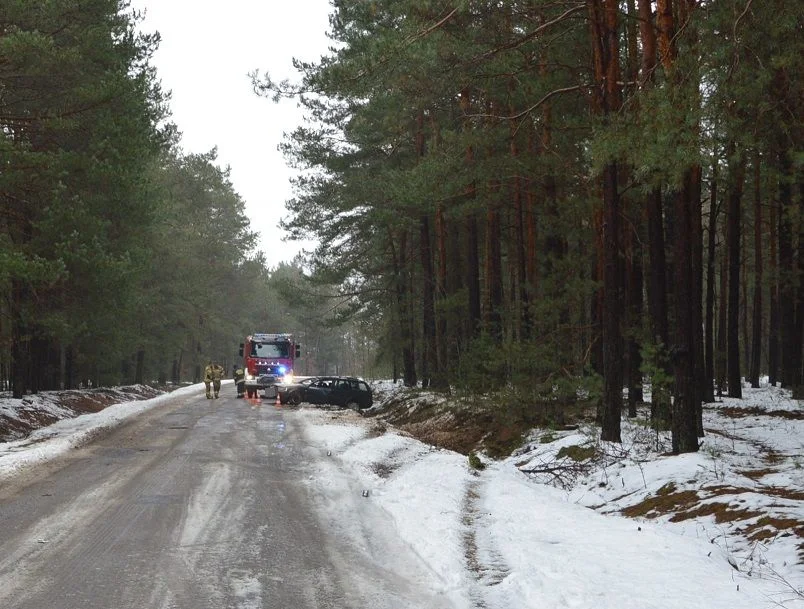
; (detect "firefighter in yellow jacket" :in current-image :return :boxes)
[204,360,225,399]
[233,366,245,398]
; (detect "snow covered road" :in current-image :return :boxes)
[0,388,452,609]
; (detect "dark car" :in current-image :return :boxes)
[278,376,373,409]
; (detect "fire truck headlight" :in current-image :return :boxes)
[245,372,255,381]
[283,373,294,384]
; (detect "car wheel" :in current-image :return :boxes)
[346,400,360,410]
[289,392,301,406]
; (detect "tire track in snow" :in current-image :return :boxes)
[461,474,511,609]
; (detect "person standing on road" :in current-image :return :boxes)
[233,366,245,398]
[204,360,225,399]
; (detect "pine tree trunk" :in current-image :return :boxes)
[415,110,437,389]
[420,214,436,389]
[460,89,482,339]
[135,349,145,385]
[11,279,30,398]
[601,162,624,442]
[434,204,450,388]
[727,151,745,398]
[749,155,763,388]
[690,166,705,436]
[626,220,644,416]
[777,148,795,388]
[646,188,671,425]
[704,168,719,402]
[716,254,728,396]
[484,202,503,341]
[671,173,700,453]
[768,182,780,386]
[466,214,482,338]
[394,228,417,387]
[792,176,804,392]
[589,0,624,443]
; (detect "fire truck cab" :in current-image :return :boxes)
[239,333,300,399]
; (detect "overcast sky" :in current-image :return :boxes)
[129,0,333,268]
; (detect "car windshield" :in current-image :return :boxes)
[251,342,289,358]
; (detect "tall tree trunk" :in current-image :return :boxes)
[393,228,417,387]
[415,110,437,389]
[484,202,504,341]
[419,214,436,389]
[749,154,763,388]
[727,150,746,398]
[777,148,795,388]
[434,203,450,388]
[466,214,482,338]
[671,172,700,453]
[768,177,780,386]
[690,166,705,437]
[646,188,671,425]
[460,89,482,339]
[589,0,624,443]
[512,150,530,340]
[793,176,804,393]
[11,279,30,398]
[601,162,624,442]
[704,165,719,402]
[135,349,145,385]
[626,218,644,415]
[716,253,728,396]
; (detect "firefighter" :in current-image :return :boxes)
[233,366,245,398]
[204,360,225,399]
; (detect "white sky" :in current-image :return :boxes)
[130,0,333,268]
[2,382,801,607]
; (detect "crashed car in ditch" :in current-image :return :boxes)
[277,376,373,409]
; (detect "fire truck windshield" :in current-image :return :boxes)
[251,342,290,358]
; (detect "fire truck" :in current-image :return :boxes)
[239,333,301,399]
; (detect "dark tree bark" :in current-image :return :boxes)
[793,176,804,392]
[511,151,531,340]
[749,155,763,388]
[484,201,504,341]
[434,203,450,389]
[768,181,780,386]
[465,214,482,338]
[11,279,31,399]
[415,110,437,389]
[589,0,624,443]
[727,151,745,398]
[716,253,729,396]
[690,166,706,436]
[392,228,417,387]
[135,349,145,385]
[704,165,719,402]
[419,214,436,389]
[601,162,624,442]
[671,172,701,453]
[777,148,795,388]
[626,208,644,416]
[646,188,671,424]
[460,89,482,339]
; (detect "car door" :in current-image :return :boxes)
[357,381,372,408]
[304,378,332,404]
[328,379,353,406]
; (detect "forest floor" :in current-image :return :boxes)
[365,380,804,590]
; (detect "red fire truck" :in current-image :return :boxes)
[239,333,301,399]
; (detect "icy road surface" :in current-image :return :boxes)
[0,390,453,609]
